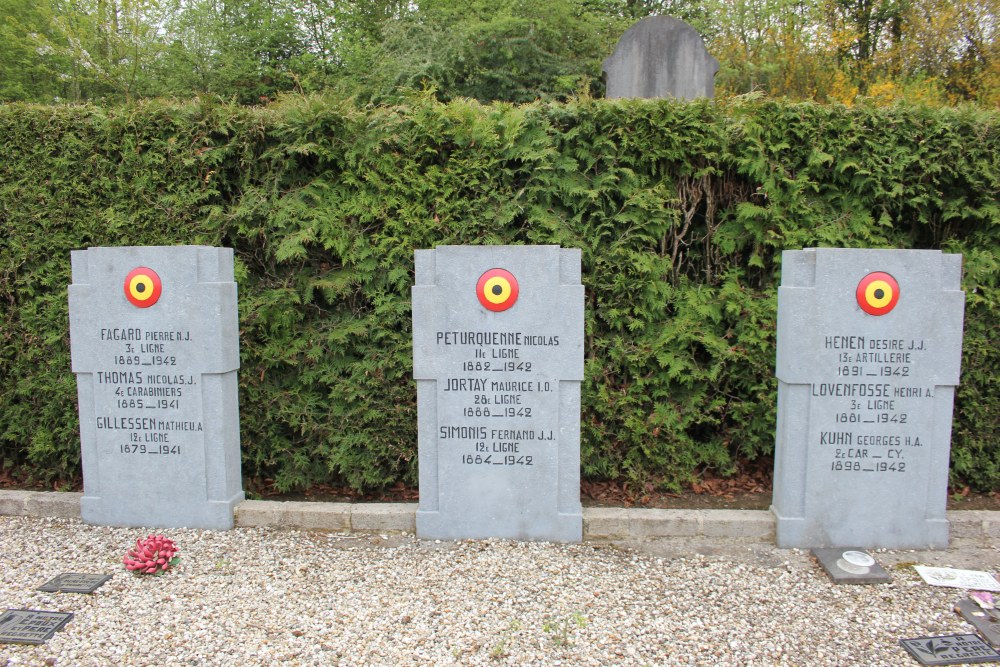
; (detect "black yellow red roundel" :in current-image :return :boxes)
[476,268,519,312]
[856,271,899,316]
[124,267,162,308]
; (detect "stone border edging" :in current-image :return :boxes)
[2,490,998,547]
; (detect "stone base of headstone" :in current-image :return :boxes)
[69,246,244,530]
[416,507,583,543]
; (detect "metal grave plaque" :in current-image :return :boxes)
[900,634,1000,665]
[69,246,244,529]
[772,249,965,549]
[0,610,74,645]
[413,245,584,541]
[37,573,112,593]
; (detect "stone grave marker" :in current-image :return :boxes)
[37,573,112,594]
[69,246,243,529]
[811,548,890,585]
[412,245,584,541]
[914,566,1000,591]
[899,634,1000,665]
[603,16,719,100]
[954,600,1000,648]
[0,610,73,645]
[772,248,965,549]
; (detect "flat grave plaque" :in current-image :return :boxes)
[955,599,1000,647]
[37,573,112,594]
[773,249,965,549]
[413,245,584,541]
[811,548,890,584]
[915,566,1000,592]
[900,634,1000,665]
[0,610,73,645]
[69,246,244,529]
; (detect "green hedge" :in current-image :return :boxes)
[1,95,997,493]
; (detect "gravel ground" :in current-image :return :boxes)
[1,515,999,666]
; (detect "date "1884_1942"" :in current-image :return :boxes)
[461,454,533,466]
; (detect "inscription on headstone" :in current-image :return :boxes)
[603,16,719,100]
[772,249,964,549]
[69,246,243,529]
[413,246,583,541]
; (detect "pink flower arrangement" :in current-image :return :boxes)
[123,534,180,574]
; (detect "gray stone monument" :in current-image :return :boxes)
[772,248,965,549]
[69,246,243,529]
[413,245,584,541]
[603,16,719,100]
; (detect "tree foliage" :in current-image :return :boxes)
[151,0,310,103]
[1,0,998,106]
[709,0,1000,105]
[343,0,620,103]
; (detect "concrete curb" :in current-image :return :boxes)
[2,490,998,547]
[0,490,82,520]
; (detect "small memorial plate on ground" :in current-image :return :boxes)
[955,599,1000,647]
[0,610,73,645]
[914,566,1000,592]
[37,573,112,593]
[812,548,890,584]
[900,633,1000,665]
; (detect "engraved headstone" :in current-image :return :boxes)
[69,246,243,529]
[772,249,964,549]
[413,245,584,541]
[0,610,73,645]
[37,573,112,594]
[603,16,719,100]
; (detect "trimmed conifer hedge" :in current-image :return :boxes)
[1,95,997,492]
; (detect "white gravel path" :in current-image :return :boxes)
[1,515,998,666]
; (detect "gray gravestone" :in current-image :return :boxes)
[603,16,719,100]
[413,245,583,541]
[69,246,243,529]
[772,248,964,549]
